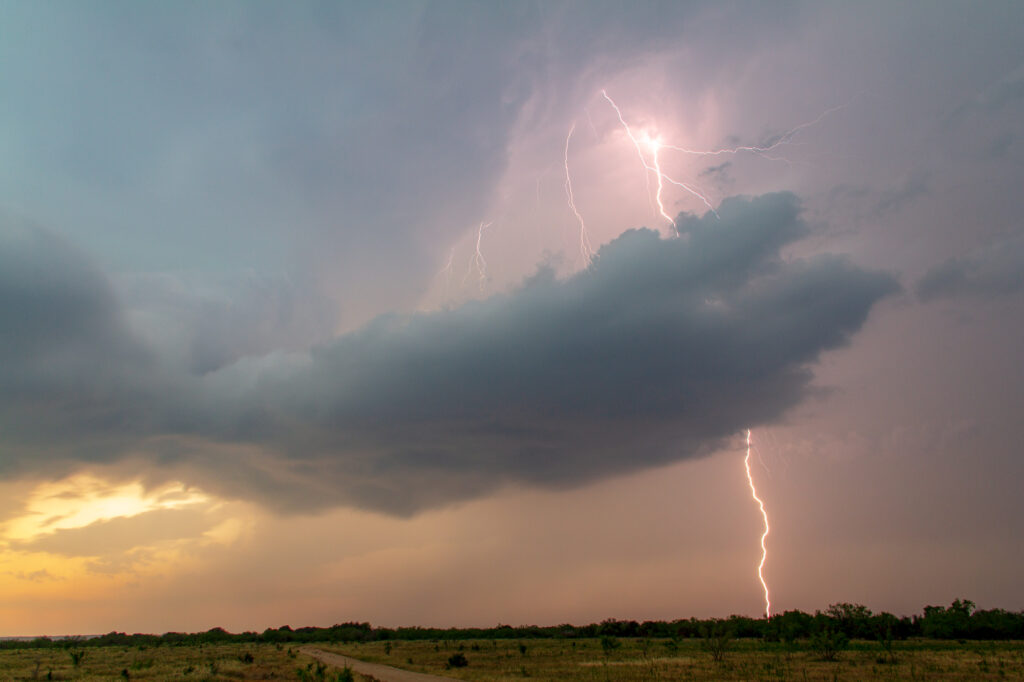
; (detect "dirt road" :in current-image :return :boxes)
[299,647,459,682]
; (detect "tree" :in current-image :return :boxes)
[826,603,873,639]
[700,621,733,663]
[769,610,814,643]
[921,599,975,639]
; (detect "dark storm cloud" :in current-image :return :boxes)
[115,271,339,375]
[0,218,163,465]
[0,194,896,513]
[917,236,1024,301]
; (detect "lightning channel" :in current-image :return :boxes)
[601,89,718,226]
[744,428,771,619]
[661,102,849,161]
[464,221,492,293]
[564,123,595,266]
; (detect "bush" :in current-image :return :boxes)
[600,636,622,656]
[700,621,733,663]
[447,652,469,668]
[877,624,897,664]
[811,627,849,661]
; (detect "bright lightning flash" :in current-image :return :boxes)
[602,90,718,227]
[591,90,845,619]
[600,90,848,229]
[744,428,771,619]
[560,91,819,618]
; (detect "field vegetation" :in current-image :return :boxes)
[321,636,1024,680]
[2,637,1021,680]
[0,643,370,681]
[2,599,1022,680]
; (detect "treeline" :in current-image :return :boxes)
[5,599,1022,650]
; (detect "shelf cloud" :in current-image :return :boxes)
[0,193,896,514]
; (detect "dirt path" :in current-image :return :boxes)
[299,647,459,682]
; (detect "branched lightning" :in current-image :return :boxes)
[660,102,849,163]
[488,91,828,619]
[601,90,718,226]
[592,91,846,618]
[463,221,492,292]
[593,92,785,618]
[561,91,815,618]
[564,123,595,266]
[744,429,771,619]
[600,90,849,228]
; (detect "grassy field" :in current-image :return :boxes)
[0,642,371,681]
[321,637,1024,681]
[1,637,1022,680]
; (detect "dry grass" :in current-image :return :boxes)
[0,642,371,681]
[1,638,1022,680]
[322,637,1024,681]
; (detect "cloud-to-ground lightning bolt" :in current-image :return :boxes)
[555,92,839,617]
[744,429,771,618]
[561,89,834,619]
[593,93,852,619]
[564,123,595,266]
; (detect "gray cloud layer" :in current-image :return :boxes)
[917,236,1024,301]
[0,194,896,514]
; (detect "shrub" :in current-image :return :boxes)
[811,627,849,661]
[600,636,622,656]
[877,624,898,664]
[700,621,733,663]
[447,652,469,668]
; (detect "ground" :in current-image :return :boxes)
[1,638,1022,680]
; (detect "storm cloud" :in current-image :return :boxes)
[917,235,1024,301]
[0,193,896,514]
[0,217,161,460]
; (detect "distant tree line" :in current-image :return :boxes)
[5,599,1022,650]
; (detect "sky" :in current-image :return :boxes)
[1,0,1023,636]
